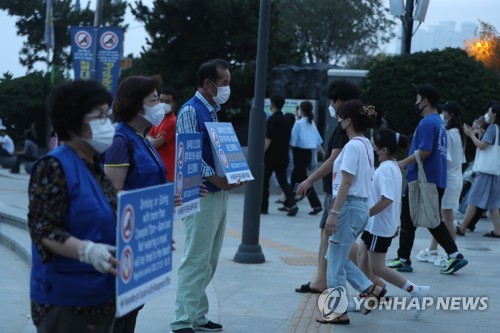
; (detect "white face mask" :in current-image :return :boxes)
[143,103,167,126]
[85,118,115,153]
[210,82,231,105]
[484,113,490,123]
[329,105,336,118]
[164,103,172,115]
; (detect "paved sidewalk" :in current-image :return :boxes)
[0,168,499,333]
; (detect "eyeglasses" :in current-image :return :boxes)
[85,113,111,124]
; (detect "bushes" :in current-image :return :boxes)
[363,48,500,135]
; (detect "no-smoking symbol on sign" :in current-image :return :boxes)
[75,30,92,49]
[100,31,119,50]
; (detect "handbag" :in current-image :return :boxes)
[472,124,500,176]
[408,150,441,228]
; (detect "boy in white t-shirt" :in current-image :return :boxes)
[357,129,430,319]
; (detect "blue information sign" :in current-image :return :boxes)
[70,26,123,96]
[115,183,174,317]
[174,133,203,220]
[95,27,124,96]
[205,122,254,184]
[69,26,95,81]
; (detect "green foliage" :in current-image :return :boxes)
[363,48,500,135]
[0,72,56,145]
[129,0,302,121]
[0,0,126,71]
[284,0,395,64]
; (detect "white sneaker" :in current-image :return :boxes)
[412,285,430,319]
[416,249,438,263]
[434,255,448,267]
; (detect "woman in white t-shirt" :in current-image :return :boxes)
[357,128,430,319]
[317,100,381,325]
[417,101,466,265]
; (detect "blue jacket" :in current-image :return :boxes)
[114,123,167,190]
[183,96,220,192]
[30,145,116,306]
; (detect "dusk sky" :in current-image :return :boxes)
[1,0,499,78]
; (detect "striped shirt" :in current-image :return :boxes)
[176,91,221,177]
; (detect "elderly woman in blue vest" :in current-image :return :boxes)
[102,75,173,333]
[28,80,118,333]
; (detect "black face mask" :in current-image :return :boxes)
[414,101,425,116]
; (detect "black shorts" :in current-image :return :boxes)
[361,230,393,253]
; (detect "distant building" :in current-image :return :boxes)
[405,21,477,53]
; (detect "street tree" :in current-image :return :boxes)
[363,48,500,137]
[130,0,302,131]
[284,0,395,64]
[465,20,500,73]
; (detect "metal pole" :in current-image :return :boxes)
[233,0,271,264]
[401,0,414,54]
[91,0,103,80]
[94,0,103,27]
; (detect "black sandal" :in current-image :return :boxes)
[455,226,465,236]
[316,312,350,325]
[294,282,322,294]
[362,285,387,315]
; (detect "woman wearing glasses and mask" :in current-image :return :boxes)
[28,80,118,333]
[103,75,180,333]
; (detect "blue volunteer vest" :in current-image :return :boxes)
[114,123,167,190]
[30,145,116,306]
[182,96,220,192]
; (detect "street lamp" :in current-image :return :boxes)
[389,0,429,54]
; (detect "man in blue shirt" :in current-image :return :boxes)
[388,84,468,275]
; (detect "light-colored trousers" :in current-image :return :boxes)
[171,190,228,330]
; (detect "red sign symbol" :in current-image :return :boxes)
[121,205,134,242]
[210,128,221,147]
[75,30,92,49]
[120,246,134,284]
[219,149,229,168]
[177,142,184,169]
[176,172,183,196]
[100,31,118,50]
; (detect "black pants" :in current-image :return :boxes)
[37,305,115,333]
[0,148,11,157]
[291,147,321,208]
[397,186,458,261]
[261,161,296,212]
[11,153,37,172]
[113,308,140,333]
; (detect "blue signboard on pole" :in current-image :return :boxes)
[173,133,202,220]
[205,122,254,184]
[115,183,174,317]
[69,26,95,80]
[70,26,123,96]
[95,27,124,96]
